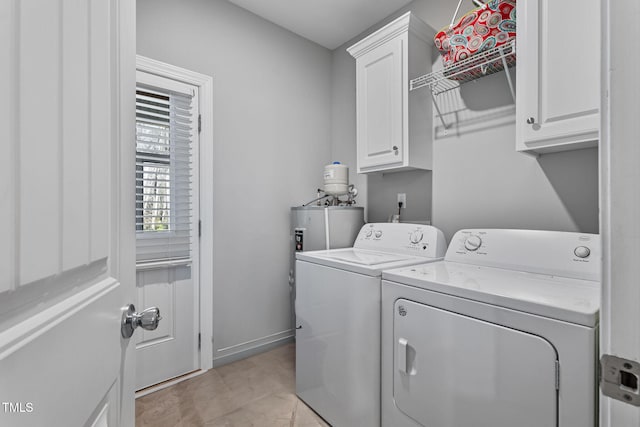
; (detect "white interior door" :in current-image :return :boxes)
[134,67,201,391]
[0,0,136,426]
[600,0,640,425]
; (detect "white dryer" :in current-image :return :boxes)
[296,223,446,427]
[381,229,600,427]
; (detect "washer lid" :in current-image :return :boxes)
[297,248,438,276]
[382,261,600,327]
[324,249,408,265]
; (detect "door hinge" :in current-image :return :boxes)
[198,114,202,134]
[601,354,640,406]
[198,333,201,350]
[555,360,560,390]
[198,220,202,238]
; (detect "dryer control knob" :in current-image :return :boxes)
[410,231,423,244]
[574,246,591,258]
[464,235,482,251]
[374,230,383,238]
[365,229,373,238]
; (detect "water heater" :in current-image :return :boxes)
[288,206,364,328]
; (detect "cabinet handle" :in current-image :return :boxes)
[393,145,399,154]
[526,117,535,124]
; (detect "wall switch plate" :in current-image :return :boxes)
[397,193,406,208]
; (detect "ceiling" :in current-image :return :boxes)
[225,0,414,50]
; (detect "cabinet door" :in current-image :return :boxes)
[516,0,600,153]
[356,37,404,171]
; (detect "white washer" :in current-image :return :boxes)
[381,229,600,427]
[295,223,446,426]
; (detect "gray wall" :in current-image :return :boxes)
[330,43,368,218]
[367,170,432,223]
[331,0,599,241]
[137,0,333,364]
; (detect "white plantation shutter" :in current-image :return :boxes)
[135,75,195,264]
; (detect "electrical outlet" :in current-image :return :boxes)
[397,193,406,208]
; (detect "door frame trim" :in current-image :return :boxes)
[136,55,214,372]
[599,0,640,424]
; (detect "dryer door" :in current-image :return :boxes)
[393,299,558,427]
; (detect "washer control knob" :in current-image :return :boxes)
[410,231,423,244]
[464,235,482,251]
[365,229,373,238]
[374,230,383,238]
[574,246,591,258]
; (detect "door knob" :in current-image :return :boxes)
[393,146,399,155]
[121,304,162,338]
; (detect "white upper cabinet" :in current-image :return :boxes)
[348,12,434,173]
[516,0,600,153]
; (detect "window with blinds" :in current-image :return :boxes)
[135,81,195,264]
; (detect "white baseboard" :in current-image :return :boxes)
[135,369,206,398]
[213,329,294,368]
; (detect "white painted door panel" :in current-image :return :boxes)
[136,266,198,390]
[356,37,404,170]
[1,281,126,426]
[393,299,557,427]
[516,0,600,153]
[600,0,640,425]
[0,0,14,295]
[0,0,135,425]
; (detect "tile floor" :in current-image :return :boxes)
[136,343,329,427]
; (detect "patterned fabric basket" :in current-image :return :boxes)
[434,0,516,77]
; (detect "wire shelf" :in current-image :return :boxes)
[410,39,516,132]
[410,39,516,95]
